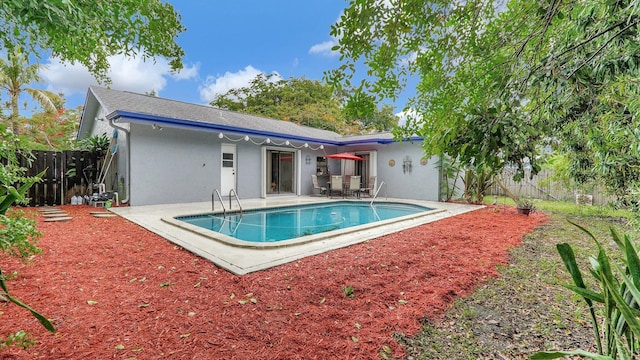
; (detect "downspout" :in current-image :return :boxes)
[108,118,130,204]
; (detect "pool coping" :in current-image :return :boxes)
[110,197,484,275]
[161,201,447,249]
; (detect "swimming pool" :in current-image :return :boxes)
[170,201,433,246]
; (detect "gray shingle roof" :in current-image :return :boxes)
[87,86,421,145]
[90,86,343,142]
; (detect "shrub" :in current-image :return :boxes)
[0,127,55,347]
[532,221,640,359]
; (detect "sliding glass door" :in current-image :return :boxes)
[266,150,295,194]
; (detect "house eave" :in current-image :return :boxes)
[107,110,423,146]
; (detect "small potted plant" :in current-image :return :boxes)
[495,177,535,215]
[515,196,535,216]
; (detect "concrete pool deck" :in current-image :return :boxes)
[110,197,483,275]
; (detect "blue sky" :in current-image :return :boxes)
[36,1,405,115]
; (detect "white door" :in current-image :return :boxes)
[221,144,236,195]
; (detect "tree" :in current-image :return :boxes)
[0,46,62,134]
[21,106,82,151]
[326,0,540,178]
[211,74,399,134]
[0,0,186,347]
[0,0,185,82]
[211,74,345,132]
[327,0,640,206]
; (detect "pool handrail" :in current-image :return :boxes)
[370,181,387,205]
[212,189,226,214]
[228,189,243,214]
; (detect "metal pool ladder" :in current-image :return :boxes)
[228,189,243,214]
[370,181,387,205]
[211,189,244,214]
[212,189,225,214]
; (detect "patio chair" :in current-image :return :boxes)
[346,175,361,198]
[311,175,326,196]
[329,175,343,198]
[360,176,376,197]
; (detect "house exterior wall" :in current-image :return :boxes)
[126,125,329,205]
[341,142,440,201]
[88,117,438,204]
[300,147,338,196]
[236,144,261,199]
[129,124,219,206]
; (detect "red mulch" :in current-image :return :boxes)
[0,205,547,359]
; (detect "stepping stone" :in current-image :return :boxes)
[42,212,69,217]
[38,208,61,212]
[91,212,117,218]
[44,217,72,222]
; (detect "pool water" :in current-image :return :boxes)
[175,201,432,243]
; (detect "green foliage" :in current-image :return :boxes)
[532,222,640,359]
[342,285,356,298]
[540,153,596,196]
[329,0,640,217]
[461,167,495,204]
[0,330,37,349]
[328,0,545,178]
[436,155,461,201]
[0,46,62,134]
[0,209,41,260]
[0,125,55,341]
[77,133,110,156]
[0,0,185,82]
[21,107,82,151]
[210,74,398,134]
[516,196,535,210]
[355,103,398,133]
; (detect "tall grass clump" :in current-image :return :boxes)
[532,221,640,359]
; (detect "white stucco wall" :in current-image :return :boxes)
[127,126,330,205]
[340,142,440,201]
[94,120,439,204]
[129,124,219,206]
[236,144,261,199]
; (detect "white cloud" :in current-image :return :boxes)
[198,65,281,103]
[38,59,97,96]
[39,54,199,97]
[171,63,199,81]
[309,39,339,57]
[396,108,421,127]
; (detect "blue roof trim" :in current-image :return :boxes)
[108,110,423,146]
[340,136,423,145]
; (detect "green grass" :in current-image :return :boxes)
[486,195,632,219]
[399,197,639,359]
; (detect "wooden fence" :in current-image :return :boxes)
[488,168,617,206]
[18,150,99,206]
